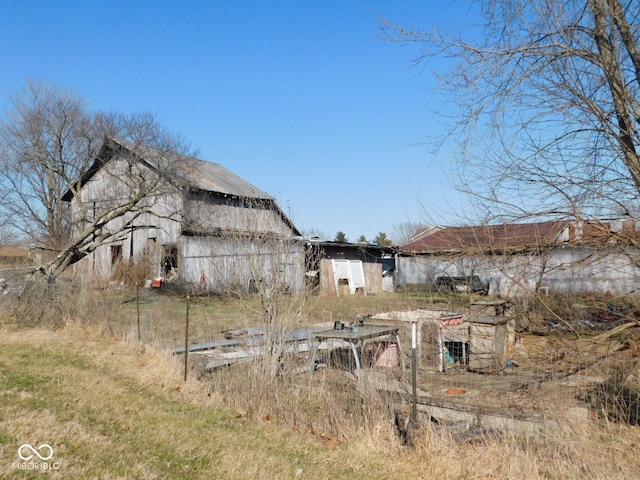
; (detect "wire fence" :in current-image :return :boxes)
[111,286,640,444]
[3,276,639,444]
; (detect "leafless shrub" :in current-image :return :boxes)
[0,275,126,333]
[204,361,397,440]
[1,277,73,329]
[585,359,640,425]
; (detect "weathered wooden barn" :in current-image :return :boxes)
[62,138,305,293]
[397,219,640,297]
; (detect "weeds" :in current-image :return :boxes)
[2,286,640,478]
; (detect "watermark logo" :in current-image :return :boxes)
[13,443,60,471]
[18,444,54,461]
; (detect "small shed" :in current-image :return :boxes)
[307,241,396,296]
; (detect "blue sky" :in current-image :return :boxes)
[0,1,478,243]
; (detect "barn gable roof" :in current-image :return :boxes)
[62,137,272,201]
[62,137,301,235]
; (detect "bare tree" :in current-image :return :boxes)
[195,195,312,379]
[0,81,96,248]
[393,221,430,247]
[46,134,192,282]
[382,0,640,224]
[0,80,190,281]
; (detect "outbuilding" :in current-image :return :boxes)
[62,137,305,293]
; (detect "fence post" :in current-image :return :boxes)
[136,283,141,342]
[184,294,190,381]
[411,319,418,426]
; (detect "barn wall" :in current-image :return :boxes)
[184,193,293,236]
[75,214,182,280]
[181,235,306,294]
[540,246,640,294]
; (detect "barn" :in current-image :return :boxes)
[62,137,305,293]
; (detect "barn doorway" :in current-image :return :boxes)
[162,245,178,279]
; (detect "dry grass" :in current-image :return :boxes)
[1,287,640,478]
[2,325,639,479]
[99,285,466,347]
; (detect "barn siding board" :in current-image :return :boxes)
[181,235,305,293]
[184,193,292,236]
[364,262,383,295]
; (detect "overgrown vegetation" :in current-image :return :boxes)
[1,286,640,478]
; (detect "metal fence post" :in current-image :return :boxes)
[184,294,190,381]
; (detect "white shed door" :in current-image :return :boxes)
[331,259,366,295]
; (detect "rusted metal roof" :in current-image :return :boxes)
[0,246,29,257]
[401,221,572,253]
[402,219,640,253]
